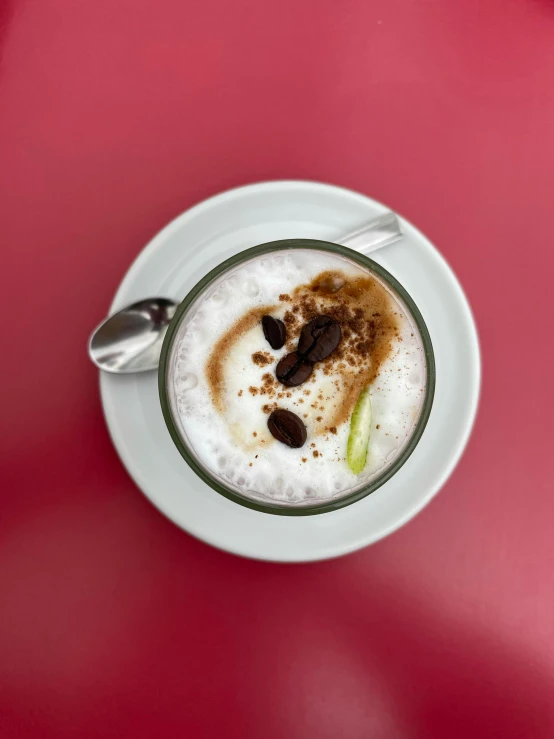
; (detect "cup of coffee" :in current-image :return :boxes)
[159,239,435,515]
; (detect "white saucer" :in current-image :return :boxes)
[100,181,480,562]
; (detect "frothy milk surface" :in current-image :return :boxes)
[169,250,427,506]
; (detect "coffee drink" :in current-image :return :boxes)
[167,249,429,507]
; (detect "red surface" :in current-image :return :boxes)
[1,1,554,737]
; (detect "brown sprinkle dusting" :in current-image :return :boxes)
[252,351,273,367]
[208,268,401,450]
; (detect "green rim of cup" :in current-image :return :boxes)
[159,239,436,516]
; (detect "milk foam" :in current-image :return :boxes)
[169,250,427,506]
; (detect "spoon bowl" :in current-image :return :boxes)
[89,298,178,373]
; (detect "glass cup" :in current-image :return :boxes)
[159,239,435,515]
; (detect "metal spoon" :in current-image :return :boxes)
[89,212,402,373]
[89,298,177,373]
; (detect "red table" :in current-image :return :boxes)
[1,1,554,737]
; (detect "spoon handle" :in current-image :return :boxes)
[337,212,402,254]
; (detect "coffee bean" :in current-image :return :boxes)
[267,409,307,448]
[261,315,286,350]
[276,352,313,387]
[298,315,341,362]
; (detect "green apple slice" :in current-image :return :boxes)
[347,385,372,474]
